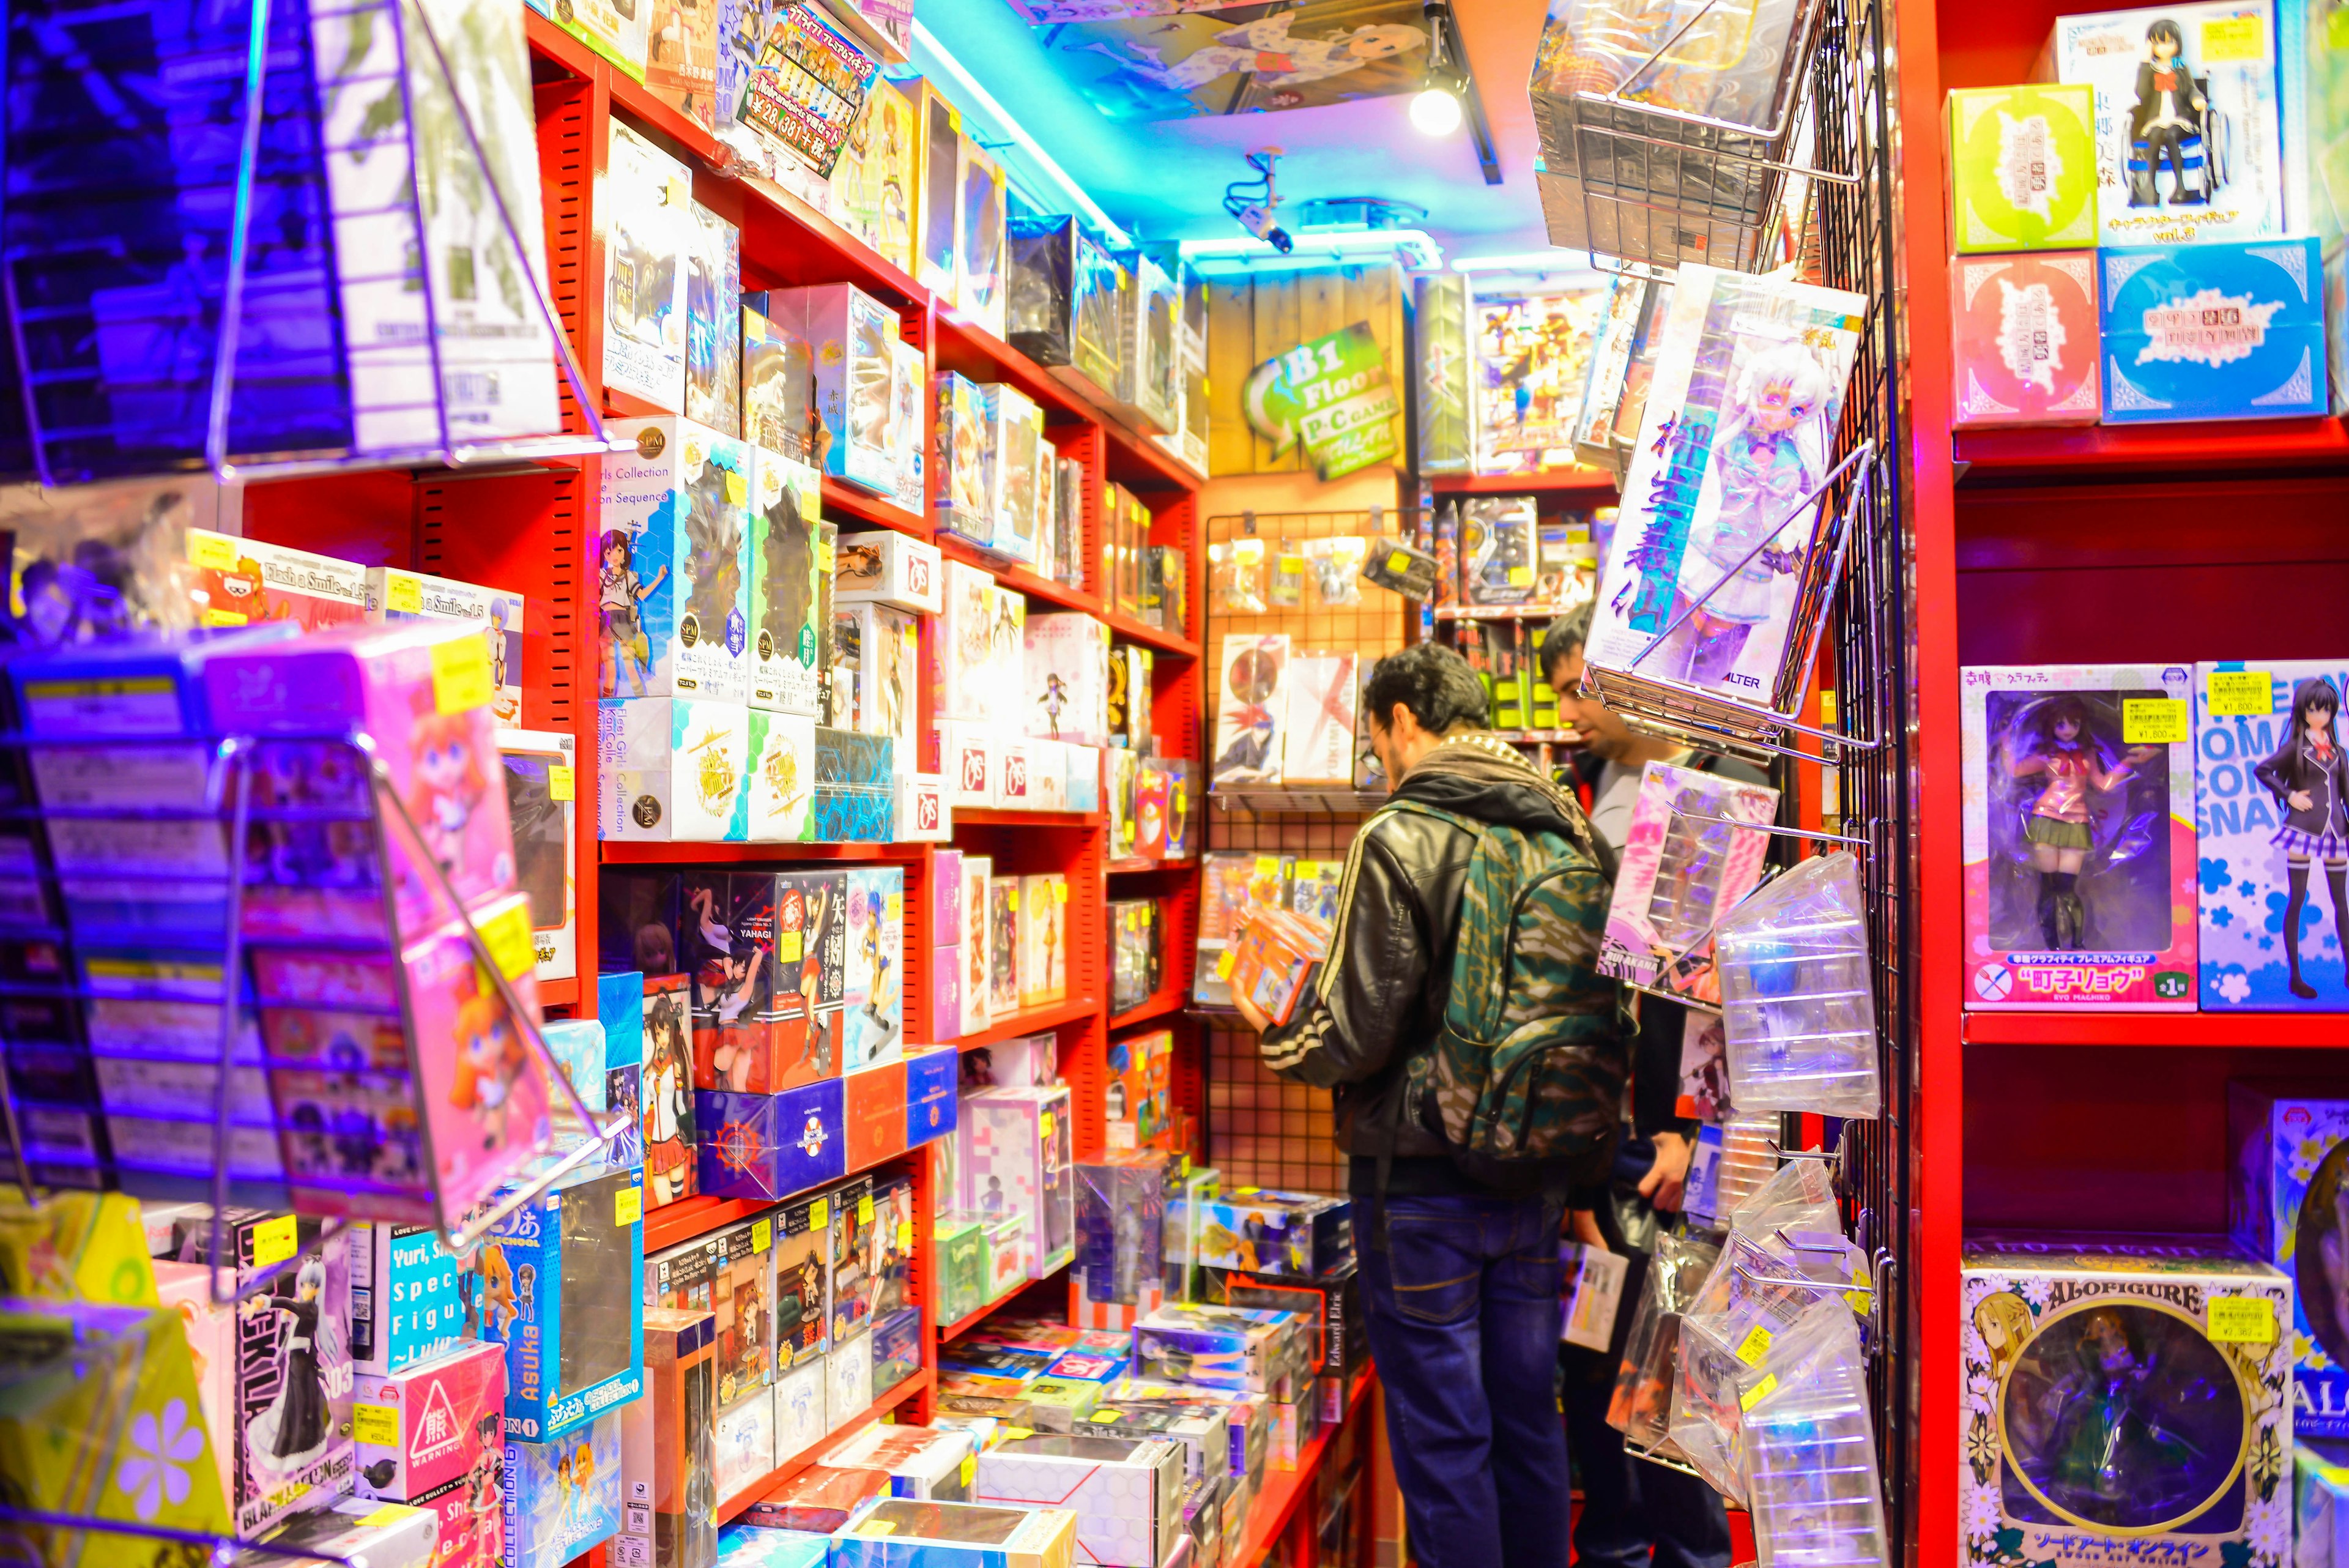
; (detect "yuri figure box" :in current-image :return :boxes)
[1961,663,2199,1009]
[600,417,753,701]
[2229,1086,2349,1434]
[1585,266,1866,707]
[1951,253,2103,428]
[1945,84,2101,253]
[2100,239,2328,422]
[2049,1,2287,248]
[2195,661,2349,1007]
[1959,1233,2291,1568]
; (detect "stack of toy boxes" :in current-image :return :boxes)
[1946,4,2328,426]
[961,1086,1077,1282]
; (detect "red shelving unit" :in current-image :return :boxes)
[1425,468,1620,496]
[713,1369,937,1525]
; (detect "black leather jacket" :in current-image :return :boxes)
[1261,736,1618,1198]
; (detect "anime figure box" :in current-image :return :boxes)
[1962,663,2199,1008]
[746,445,825,718]
[2047,1,2287,249]
[1945,84,2101,253]
[598,697,751,843]
[2195,660,2349,1008]
[599,417,752,702]
[2230,1086,2349,1435]
[2100,238,2328,422]
[1959,1233,2291,1568]
[477,1167,645,1441]
[506,1409,623,1568]
[1584,266,1867,718]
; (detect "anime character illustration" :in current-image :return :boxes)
[443,1420,503,1568]
[2005,698,2158,951]
[469,1242,519,1339]
[599,528,667,697]
[776,1249,823,1363]
[1036,672,1069,737]
[642,987,697,1205]
[241,1254,340,1474]
[408,707,490,875]
[2298,1141,2349,1369]
[860,904,899,1051]
[1972,1290,2036,1384]
[2128,18,2212,209]
[2253,676,2349,997]
[793,882,834,1074]
[487,597,516,720]
[1664,342,1834,686]
[1074,12,1426,98]
[732,1271,769,1388]
[450,987,528,1150]
[1212,643,1282,782]
[760,484,816,663]
[683,470,746,647]
[699,938,768,1090]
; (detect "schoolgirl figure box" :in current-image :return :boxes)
[2047,1,2287,248]
[2195,661,2349,1007]
[1962,663,2199,1009]
[2230,1085,2349,1435]
[1584,266,1867,718]
[600,417,753,702]
[1959,1233,2291,1568]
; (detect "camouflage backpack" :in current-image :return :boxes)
[1380,799,1626,1175]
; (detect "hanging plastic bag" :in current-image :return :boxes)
[1716,851,1882,1118]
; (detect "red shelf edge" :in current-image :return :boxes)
[949,996,1101,1054]
[1108,989,1187,1032]
[712,1368,935,1525]
[823,479,930,540]
[1961,1010,2349,1048]
[1099,605,1200,659]
[1235,1365,1377,1567]
[601,839,930,864]
[642,1140,933,1253]
[933,533,1100,617]
[1427,468,1621,496]
[951,809,1105,829]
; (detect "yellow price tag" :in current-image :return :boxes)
[359,1506,415,1530]
[1296,861,1319,879]
[811,1198,829,1229]
[478,901,536,982]
[431,634,494,715]
[1506,566,1532,586]
[1386,551,1411,574]
[615,1184,644,1227]
[2206,670,2274,718]
[1055,882,1067,904]
[959,1455,976,1488]
[2200,13,2265,58]
[1215,949,1235,981]
[1041,1112,1056,1140]
[1008,889,1019,912]
[252,1214,299,1269]
[779,931,804,963]
[188,529,242,571]
[751,1219,772,1254]
[856,1522,896,1537]
[2121,699,2189,746]
[858,1194,874,1224]
[725,470,748,506]
[1739,1374,1779,1411]
[2209,1295,2277,1343]
[817,541,834,571]
[547,764,575,802]
[385,571,424,614]
[352,1403,401,1446]
[888,893,903,921]
[1231,540,1264,566]
[1735,1325,1773,1368]
[897,1221,913,1250]
[1253,856,1280,879]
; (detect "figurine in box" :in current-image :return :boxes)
[507,1411,623,1568]
[2196,664,2349,1006]
[1212,634,1288,788]
[478,1168,645,1442]
[642,975,698,1208]
[773,1195,831,1369]
[2230,1087,2349,1433]
[1964,666,2198,1007]
[1959,1233,2291,1565]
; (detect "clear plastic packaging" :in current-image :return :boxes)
[1268,544,1307,610]
[1607,1229,1720,1458]
[1742,1301,1891,1567]
[1600,762,1780,1003]
[1531,0,1818,136]
[1717,852,1882,1118]
[1715,1112,1782,1216]
[1008,214,1076,368]
[1726,1157,1840,1239]
[1307,537,1368,609]
[1210,540,1267,615]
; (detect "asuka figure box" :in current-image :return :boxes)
[1962,663,2199,1008]
[1959,1233,2291,1568]
[2196,661,2349,1007]
[1585,266,1866,710]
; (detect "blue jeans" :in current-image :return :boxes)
[1562,1360,1735,1568]
[1357,1191,1572,1568]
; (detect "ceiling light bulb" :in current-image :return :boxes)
[1411,86,1462,136]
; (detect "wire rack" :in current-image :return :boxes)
[1800,0,1912,1546]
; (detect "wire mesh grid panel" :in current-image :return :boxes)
[1801,0,1914,1546]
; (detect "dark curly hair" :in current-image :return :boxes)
[1364,641,1488,735]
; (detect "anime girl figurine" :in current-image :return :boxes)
[451,987,527,1150]
[760,484,816,661]
[242,1254,339,1474]
[861,907,899,1052]
[683,477,745,644]
[2006,698,2158,951]
[450,1419,503,1568]
[1669,343,1833,687]
[408,707,489,875]
[599,528,667,698]
[2129,18,2210,209]
[2254,676,2349,997]
[487,597,516,721]
[641,986,696,1205]
[1036,672,1070,738]
[700,937,768,1090]
[469,1239,520,1339]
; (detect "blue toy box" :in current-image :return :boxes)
[696,1077,847,1202]
[352,1220,464,1375]
[2230,1083,2349,1433]
[905,1047,959,1149]
[715,1523,829,1568]
[506,1408,623,1568]
[2101,239,2328,422]
[480,1165,645,1440]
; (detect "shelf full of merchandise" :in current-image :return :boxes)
[1896,0,2349,1554]
[217,10,1211,1540]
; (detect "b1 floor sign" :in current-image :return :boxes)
[1242,321,1401,480]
